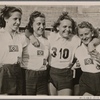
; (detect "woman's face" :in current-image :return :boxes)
[32,17,45,37]
[78,28,93,45]
[58,19,72,39]
[5,11,22,31]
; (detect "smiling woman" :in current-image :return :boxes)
[75,21,100,96]
[21,11,49,95]
[77,22,95,46]
[48,12,80,96]
[0,6,28,95]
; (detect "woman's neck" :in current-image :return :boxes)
[5,26,16,38]
[33,32,41,38]
[65,34,74,41]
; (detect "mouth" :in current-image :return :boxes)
[64,30,72,35]
[39,29,44,32]
[14,25,19,27]
[64,32,72,37]
[82,38,90,44]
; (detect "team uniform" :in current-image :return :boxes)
[21,36,49,95]
[0,29,27,94]
[75,43,100,95]
[48,32,80,91]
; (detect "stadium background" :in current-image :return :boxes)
[0,5,100,36]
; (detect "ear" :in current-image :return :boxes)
[31,25,32,28]
[31,23,33,28]
[91,31,94,37]
[4,17,8,23]
[57,26,59,31]
[92,34,94,37]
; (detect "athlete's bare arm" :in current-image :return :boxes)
[25,29,40,47]
[88,38,100,52]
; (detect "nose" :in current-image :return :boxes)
[82,35,86,39]
[40,24,44,29]
[16,19,20,25]
[66,27,70,31]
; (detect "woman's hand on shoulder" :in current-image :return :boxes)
[29,35,40,47]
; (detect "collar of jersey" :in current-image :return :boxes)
[56,33,63,40]
[4,29,18,37]
[35,35,43,40]
[81,43,88,51]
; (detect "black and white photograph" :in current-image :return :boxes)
[0,1,100,99]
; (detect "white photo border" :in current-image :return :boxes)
[0,1,100,99]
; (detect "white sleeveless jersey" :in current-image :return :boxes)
[0,29,27,64]
[48,32,80,69]
[21,36,49,71]
[75,43,100,73]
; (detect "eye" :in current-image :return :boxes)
[85,32,89,35]
[79,34,83,37]
[42,22,45,26]
[68,26,72,30]
[19,18,21,22]
[63,25,67,28]
[69,26,72,28]
[14,18,17,20]
[37,22,41,25]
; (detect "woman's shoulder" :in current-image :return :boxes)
[0,28,7,38]
[17,32,29,46]
[72,35,80,41]
[96,44,100,52]
[41,37,49,45]
[16,32,25,39]
[48,31,58,40]
[70,35,81,46]
[0,28,6,34]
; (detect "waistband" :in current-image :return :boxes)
[0,63,20,67]
[50,66,71,71]
[25,68,47,72]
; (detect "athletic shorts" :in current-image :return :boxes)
[0,64,23,95]
[46,64,51,82]
[49,66,73,91]
[79,72,100,96]
[25,69,48,95]
[73,68,82,85]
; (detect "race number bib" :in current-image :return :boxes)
[9,45,19,52]
[51,47,69,59]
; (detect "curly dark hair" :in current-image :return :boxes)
[0,5,22,27]
[52,12,76,35]
[77,21,98,38]
[0,16,5,27]
[26,11,45,33]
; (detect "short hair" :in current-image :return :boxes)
[26,11,45,33]
[77,21,98,38]
[78,21,94,31]
[52,12,76,34]
[0,6,22,27]
[0,6,22,18]
[0,16,5,27]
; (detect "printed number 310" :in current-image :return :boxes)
[51,47,69,59]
